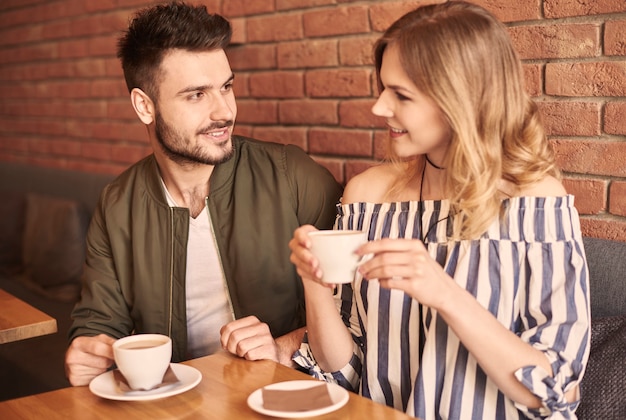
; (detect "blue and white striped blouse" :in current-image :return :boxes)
[294,196,590,419]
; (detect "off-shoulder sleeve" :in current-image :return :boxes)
[512,225,590,417]
[293,282,365,392]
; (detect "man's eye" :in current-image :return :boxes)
[189,92,204,100]
[222,82,233,92]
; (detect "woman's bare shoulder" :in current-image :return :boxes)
[342,163,397,204]
[505,175,567,198]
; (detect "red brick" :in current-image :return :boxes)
[201,0,222,14]
[232,73,250,98]
[250,72,304,98]
[6,42,57,63]
[303,5,370,37]
[306,69,371,97]
[47,139,82,157]
[346,159,378,183]
[93,121,145,142]
[552,139,626,177]
[222,0,275,18]
[473,0,541,22]
[523,64,542,97]
[89,35,119,56]
[0,135,28,153]
[111,143,151,165]
[537,101,601,136]
[0,25,42,46]
[546,61,626,97]
[605,20,626,56]
[609,181,626,217]
[276,0,335,11]
[227,44,276,71]
[251,126,308,150]
[278,99,338,125]
[339,99,385,129]
[105,57,122,77]
[91,79,128,98]
[58,39,88,59]
[369,1,440,33]
[605,102,626,135]
[67,100,108,119]
[233,125,253,138]
[106,101,135,120]
[339,35,377,66]
[0,0,41,11]
[562,177,607,215]
[544,0,626,18]
[508,24,600,60]
[247,13,303,42]
[278,40,338,69]
[82,142,112,160]
[230,17,246,45]
[309,128,372,157]
[580,218,626,242]
[40,20,71,40]
[72,59,108,77]
[235,99,278,124]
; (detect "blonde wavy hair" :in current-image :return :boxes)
[374,1,559,240]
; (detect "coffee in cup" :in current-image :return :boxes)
[112,333,172,390]
[308,230,367,284]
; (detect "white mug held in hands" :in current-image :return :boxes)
[308,230,368,284]
[112,333,172,390]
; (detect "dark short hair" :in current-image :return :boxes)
[117,1,232,98]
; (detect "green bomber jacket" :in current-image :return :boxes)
[68,136,343,362]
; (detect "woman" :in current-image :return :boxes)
[289,2,590,419]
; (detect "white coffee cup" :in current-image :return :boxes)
[112,333,172,390]
[308,230,368,284]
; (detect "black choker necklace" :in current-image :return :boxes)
[419,156,451,243]
[425,154,445,170]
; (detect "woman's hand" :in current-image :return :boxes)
[356,238,454,308]
[289,225,335,289]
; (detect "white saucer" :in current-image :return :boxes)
[89,363,202,401]
[247,380,349,418]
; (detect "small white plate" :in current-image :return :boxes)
[89,363,202,401]
[247,380,349,418]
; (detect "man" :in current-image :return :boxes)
[64,1,342,386]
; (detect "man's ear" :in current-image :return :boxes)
[130,88,155,125]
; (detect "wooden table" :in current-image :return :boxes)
[0,288,57,344]
[0,351,414,419]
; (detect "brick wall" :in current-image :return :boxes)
[0,0,625,240]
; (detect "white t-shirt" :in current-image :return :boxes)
[162,183,233,359]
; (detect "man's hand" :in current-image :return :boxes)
[65,334,116,386]
[220,316,279,363]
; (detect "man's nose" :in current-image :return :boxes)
[209,93,234,122]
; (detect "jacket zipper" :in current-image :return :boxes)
[168,207,174,337]
[206,197,236,321]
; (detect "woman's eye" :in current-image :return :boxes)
[395,92,410,101]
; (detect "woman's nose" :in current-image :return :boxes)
[371,91,393,118]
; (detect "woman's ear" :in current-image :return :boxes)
[130,88,155,125]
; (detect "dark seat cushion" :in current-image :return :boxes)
[583,237,626,318]
[21,193,89,302]
[577,315,626,419]
[0,192,26,274]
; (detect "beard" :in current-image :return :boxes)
[154,112,235,166]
